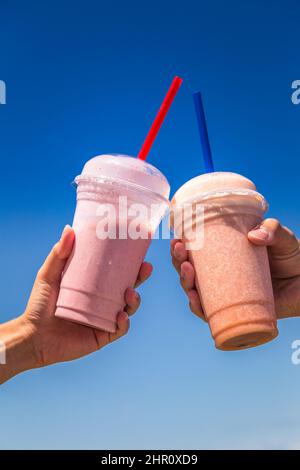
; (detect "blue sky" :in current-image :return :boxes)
[0,0,300,449]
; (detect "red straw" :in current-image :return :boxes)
[138,76,183,161]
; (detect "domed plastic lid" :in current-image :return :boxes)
[75,154,170,201]
[172,172,260,206]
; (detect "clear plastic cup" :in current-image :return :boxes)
[171,172,278,351]
[55,154,170,333]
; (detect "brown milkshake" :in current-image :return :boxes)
[171,172,278,351]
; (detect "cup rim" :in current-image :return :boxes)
[171,187,268,212]
[74,174,170,206]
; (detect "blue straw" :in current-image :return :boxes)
[193,91,214,173]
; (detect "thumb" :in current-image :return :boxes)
[248,219,298,254]
[37,225,75,287]
[248,218,300,277]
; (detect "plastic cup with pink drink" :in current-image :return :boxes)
[56,76,183,332]
[55,154,170,332]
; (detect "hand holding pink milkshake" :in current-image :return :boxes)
[56,154,170,332]
[55,77,183,332]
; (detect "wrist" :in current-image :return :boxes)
[0,315,39,384]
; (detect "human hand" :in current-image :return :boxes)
[25,225,153,367]
[1,225,152,383]
[171,219,300,321]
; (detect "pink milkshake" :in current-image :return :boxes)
[171,172,278,351]
[56,154,170,332]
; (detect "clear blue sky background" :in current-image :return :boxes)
[1,0,300,450]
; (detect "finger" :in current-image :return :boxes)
[170,238,179,256]
[248,219,296,250]
[37,225,75,287]
[248,218,281,245]
[248,218,299,256]
[134,262,153,288]
[188,289,206,321]
[172,241,188,273]
[109,311,130,343]
[93,311,130,349]
[267,221,299,259]
[180,261,196,292]
[248,219,300,277]
[125,288,141,316]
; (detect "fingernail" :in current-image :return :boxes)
[134,291,140,302]
[119,311,129,323]
[61,224,71,238]
[250,227,269,241]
